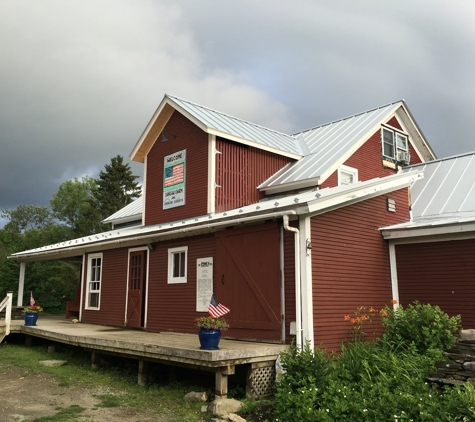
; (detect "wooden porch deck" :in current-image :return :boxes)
[8,316,288,398]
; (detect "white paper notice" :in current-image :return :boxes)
[196,257,213,312]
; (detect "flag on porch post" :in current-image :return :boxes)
[30,292,35,307]
[208,295,230,318]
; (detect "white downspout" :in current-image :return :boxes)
[283,215,302,349]
[389,241,400,310]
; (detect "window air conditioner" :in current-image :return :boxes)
[397,150,410,164]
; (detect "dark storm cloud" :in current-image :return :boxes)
[1,0,474,228]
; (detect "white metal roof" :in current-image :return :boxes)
[103,196,143,224]
[259,102,402,192]
[167,95,304,156]
[10,170,421,262]
[382,151,475,235]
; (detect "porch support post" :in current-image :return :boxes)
[299,216,314,348]
[215,372,228,398]
[17,262,26,307]
[215,365,234,398]
[389,241,400,309]
[138,359,149,386]
[91,351,101,369]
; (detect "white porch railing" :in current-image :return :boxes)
[0,292,13,342]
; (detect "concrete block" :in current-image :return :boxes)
[39,360,67,367]
[184,391,208,402]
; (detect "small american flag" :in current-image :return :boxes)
[208,295,230,318]
[30,292,35,307]
[164,163,184,187]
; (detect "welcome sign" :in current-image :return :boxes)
[163,149,186,209]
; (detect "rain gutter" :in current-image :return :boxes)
[10,210,298,262]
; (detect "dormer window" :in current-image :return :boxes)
[381,127,410,164]
[338,165,358,186]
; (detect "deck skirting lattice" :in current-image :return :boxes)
[247,361,276,398]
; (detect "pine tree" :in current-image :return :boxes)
[93,155,141,221]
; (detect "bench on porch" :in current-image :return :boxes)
[65,287,80,319]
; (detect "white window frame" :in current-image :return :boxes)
[168,246,188,284]
[381,126,409,160]
[86,253,103,310]
[338,165,358,186]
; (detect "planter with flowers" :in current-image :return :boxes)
[23,304,43,326]
[194,316,229,350]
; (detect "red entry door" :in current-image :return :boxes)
[127,250,147,328]
[215,222,282,342]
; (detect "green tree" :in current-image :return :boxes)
[1,205,53,233]
[0,208,75,309]
[50,176,102,237]
[92,155,141,221]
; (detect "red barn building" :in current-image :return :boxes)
[12,95,443,352]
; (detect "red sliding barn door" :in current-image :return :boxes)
[127,250,147,328]
[215,223,282,341]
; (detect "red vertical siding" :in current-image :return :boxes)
[81,248,128,326]
[311,188,410,351]
[145,111,209,225]
[386,116,402,130]
[215,138,292,212]
[146,234,215,334]
[396,239,475,328]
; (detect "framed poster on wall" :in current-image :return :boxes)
[196,257,213,312]
[163,149,186,210]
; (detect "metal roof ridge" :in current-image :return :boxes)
[166,94,298,141]
[293,100,403,136]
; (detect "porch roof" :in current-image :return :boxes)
[9,169,423,262]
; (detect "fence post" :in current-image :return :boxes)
[5,291,13,336]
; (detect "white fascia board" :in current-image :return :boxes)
[207,128,302,160]
[381,221,475,243]
[104,214,142,226]
[396,103,436,161]
[130,97,208,162]
[260,177,321,195]
[130,96,171,160]
[305,170,424,216]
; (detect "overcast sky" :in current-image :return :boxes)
[1,0,475,227]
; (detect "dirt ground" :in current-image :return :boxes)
[0,363,172,422]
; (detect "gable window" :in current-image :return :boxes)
[86,253,102,309]
[381,127,410,164]
[168,246,188,284]
[338,165,358,186]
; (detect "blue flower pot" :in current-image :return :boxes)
[24,313,38,326]
[198,328,221,350]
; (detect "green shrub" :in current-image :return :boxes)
[273,342,333,421]
[381,301,461,354]
[271,303,466,421]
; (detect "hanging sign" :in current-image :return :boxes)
[163,149,186,210]
[196,257,213,312]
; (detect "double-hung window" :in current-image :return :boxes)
[86,253,102,309]
[168,246,188,284]
[381,127,410,163]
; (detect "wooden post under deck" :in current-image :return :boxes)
[215,365,235,398]
[138,359,149,386]
[91,351,101,369]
